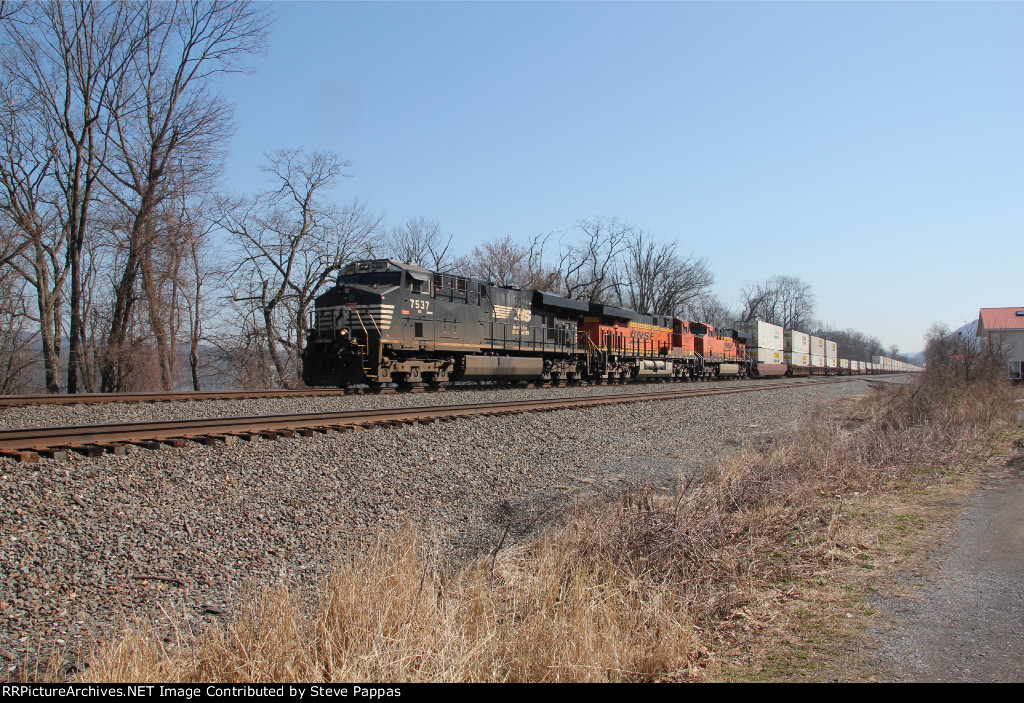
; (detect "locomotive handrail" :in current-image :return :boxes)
[350,308,381,379]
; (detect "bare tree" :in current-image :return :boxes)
[740,274,815,330]
[2,1,150,392]
[453,233,559,290]
[99,0,270,392]
[380,217,453,272]
[177,196,222,391]
[683,291,737,329]
[558,216,630,302]
[222,148,381,387]
[1,2,142,391]
[0,267,35,394]
[618,232,713,316]
[0,222,35,393]
[208,307,277,389]
[0,80,66,392]
[813,326,884,363]
[925,322,1005,384]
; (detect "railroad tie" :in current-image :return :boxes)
[1,449,39,463]
[65,444,106,458]
[91,443,127,456]
[32,447,68,461]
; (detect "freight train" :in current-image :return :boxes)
[301,259,918,389]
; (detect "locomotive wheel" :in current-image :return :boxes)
[392,372,413,392]
[422,373,441,391]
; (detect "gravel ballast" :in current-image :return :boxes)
[0,378,875,676]
[3,377,838,430]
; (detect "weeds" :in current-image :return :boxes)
[78,372,1021,682]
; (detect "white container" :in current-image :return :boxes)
[826,357,838,368]
[752,347,783,364]
[785,330,810,354]
[785,351,810,367]
[825,340,838,359]
[839,358,850,369]
[732,320,784,351]
[810,336,825,356]
[811,354,825,368]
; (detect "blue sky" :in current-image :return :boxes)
[217,1,1024,353]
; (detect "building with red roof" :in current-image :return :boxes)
[977,307,1024,380]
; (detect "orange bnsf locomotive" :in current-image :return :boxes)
[302,259,758,389]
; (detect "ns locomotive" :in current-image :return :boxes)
[301,259,754,389]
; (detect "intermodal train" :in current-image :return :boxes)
[302,259,916,389]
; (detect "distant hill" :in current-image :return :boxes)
[955,319,979,339]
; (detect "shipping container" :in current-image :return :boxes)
[839,358,850,369]
[810,336,825,356]
[732,319,784,351]
[825,340,838,359]
[826,357,838,368]
[785,351,810,367]
[811,354,825,368]
[784,330,810,354]
[752,347,783,364]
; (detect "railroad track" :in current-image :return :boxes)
[0,377,859,462]
[0,387,360,408]
[0,372,889,407]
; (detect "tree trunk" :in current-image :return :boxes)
[263,304,289,389]
[140,243,173,390]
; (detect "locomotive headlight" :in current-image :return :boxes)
[339,329,349,337]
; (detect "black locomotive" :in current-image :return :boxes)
[302,259,592,389]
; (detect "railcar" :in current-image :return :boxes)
[302,259,728,389]
[302,259,921,389]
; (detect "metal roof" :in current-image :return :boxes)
[978,307,1024,332]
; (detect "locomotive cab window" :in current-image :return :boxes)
[407,270,431,295]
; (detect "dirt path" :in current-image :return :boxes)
[874,451,1024,682]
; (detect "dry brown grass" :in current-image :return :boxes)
[77,374,1022,683]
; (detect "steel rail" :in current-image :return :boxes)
[0,372,891,407]
[0,388,358,408]
[0,377,859,461]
